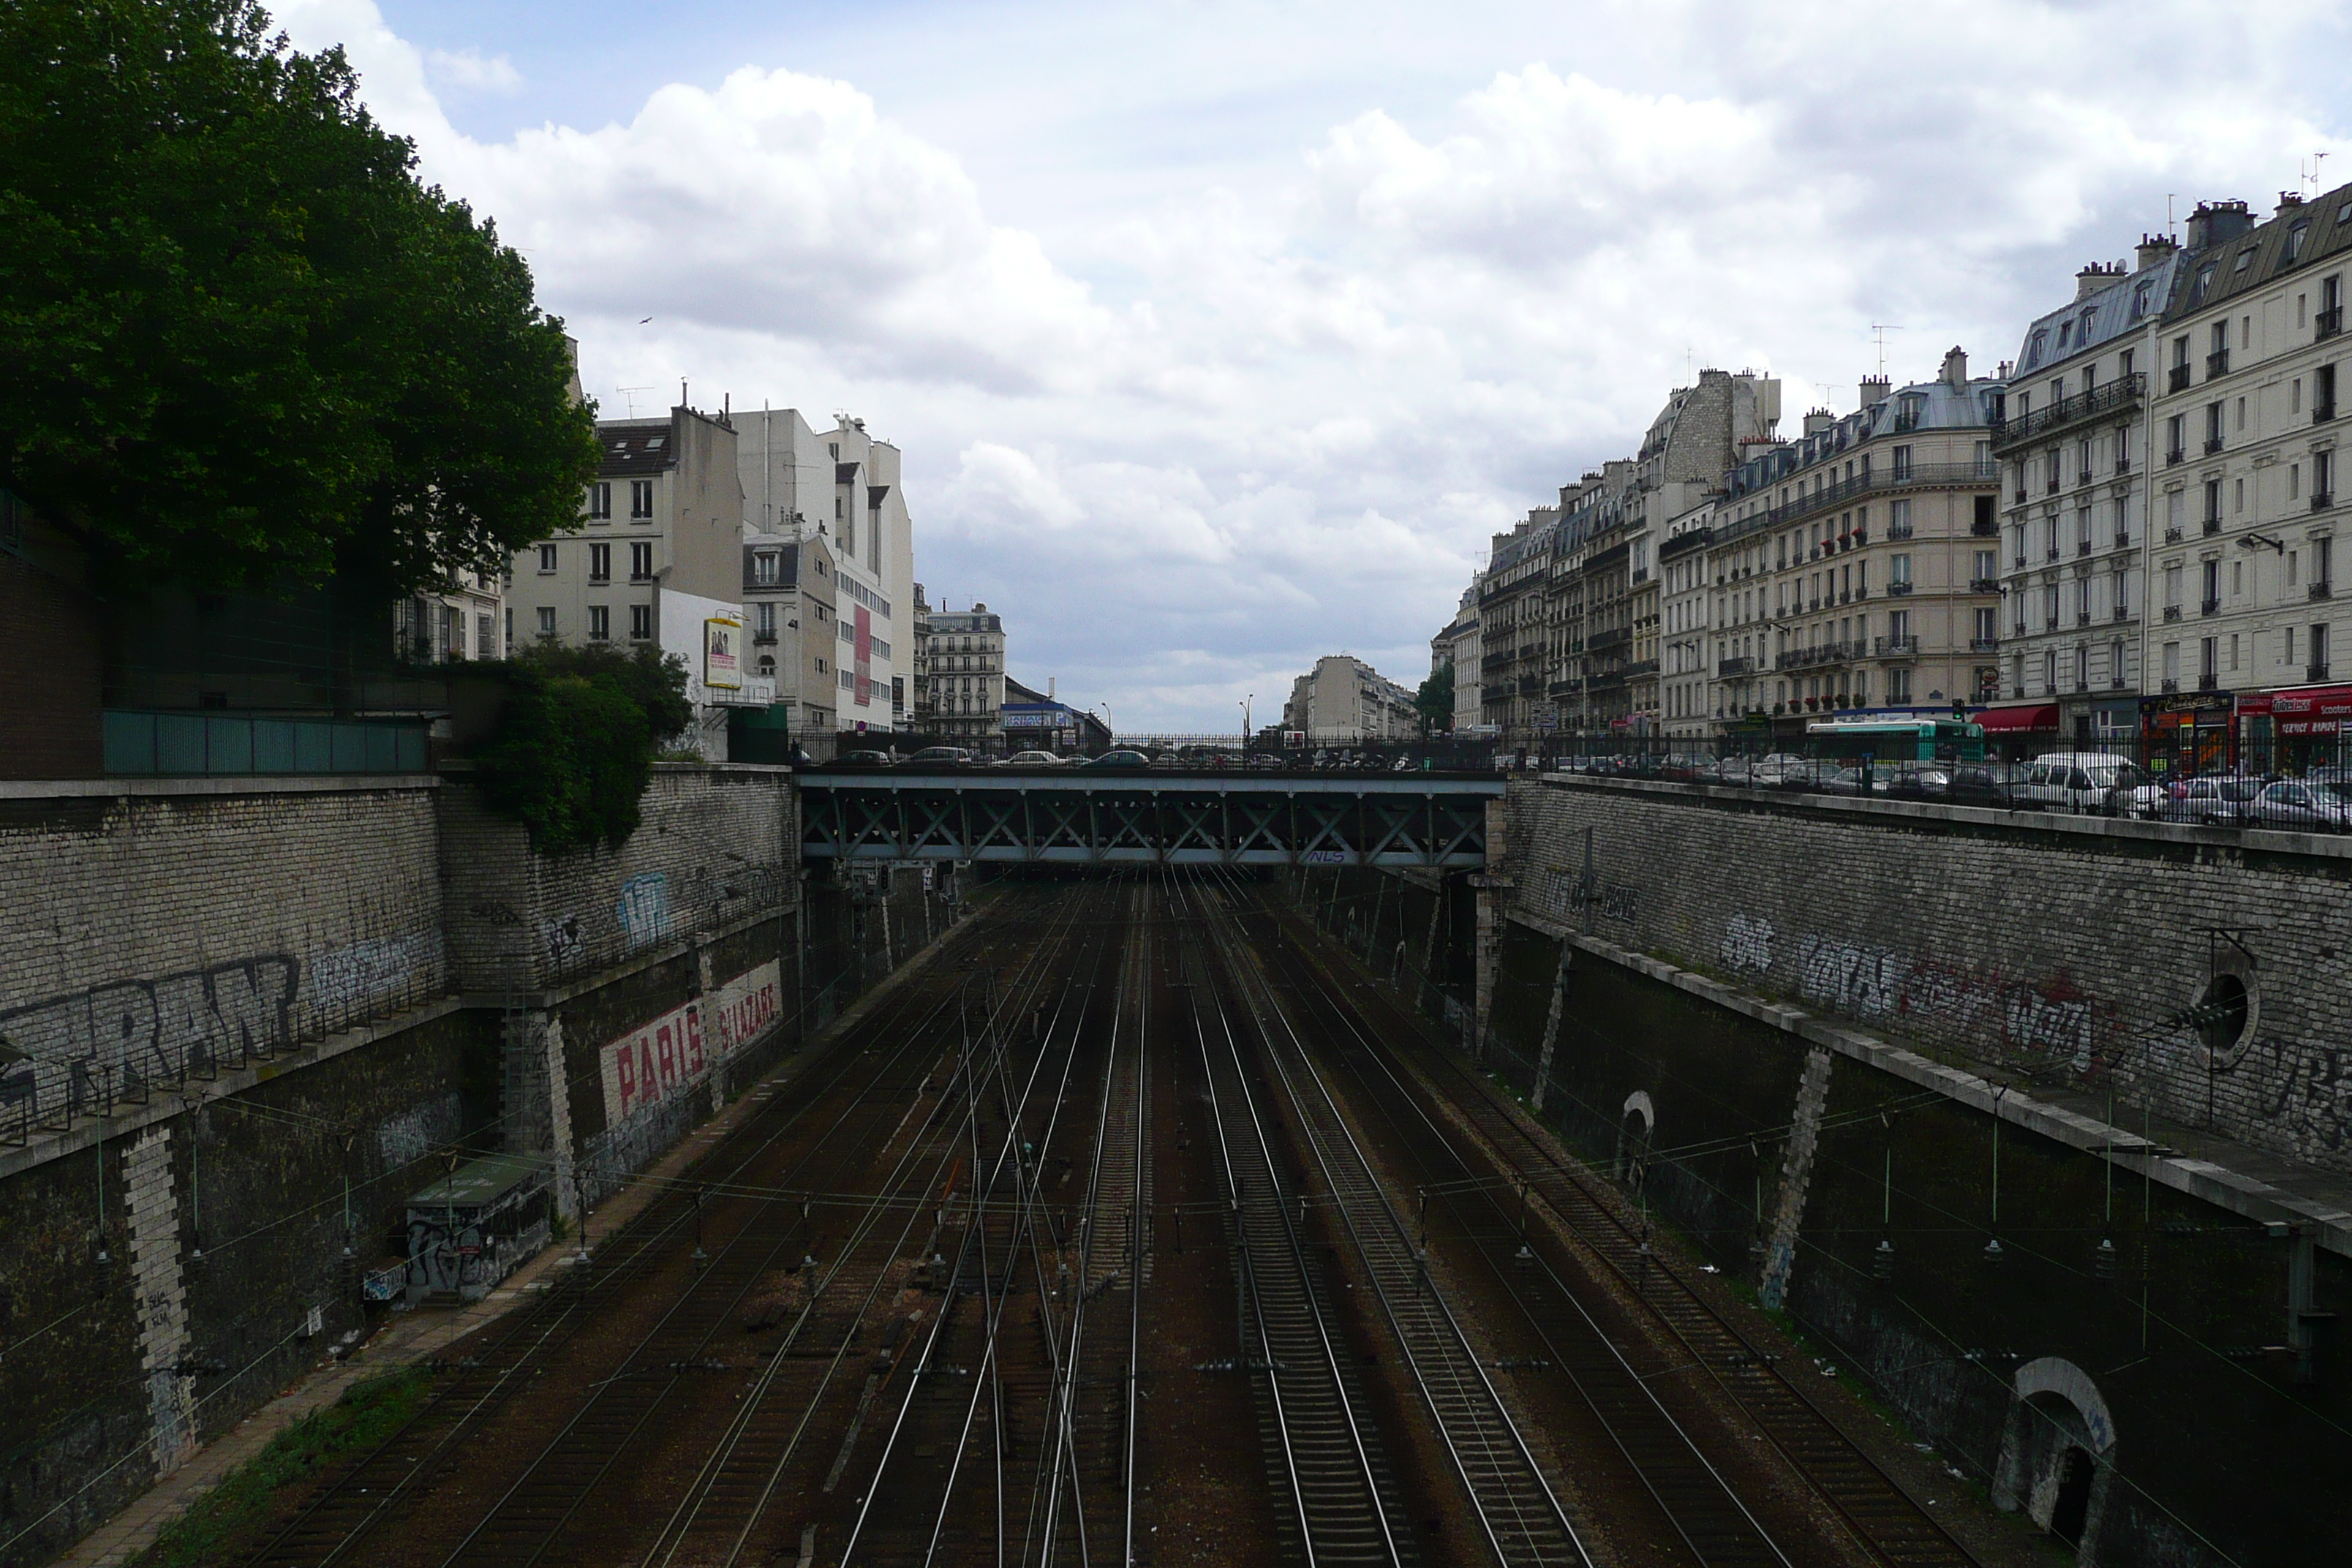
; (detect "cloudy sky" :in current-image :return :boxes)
[276,0,2351,732]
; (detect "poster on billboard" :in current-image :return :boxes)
[704,617,742,690]
[854,606,872,707]
[597,960,783,1125]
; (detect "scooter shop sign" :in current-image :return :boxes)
[598,960,782,1122]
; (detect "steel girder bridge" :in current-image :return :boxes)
[797,772,1505,867]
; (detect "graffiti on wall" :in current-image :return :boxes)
[617,874,671,949]
[1729,917,2111,1076]
[0,957,298,1122]
[594,959,783,1127]
[309,932,442,1015]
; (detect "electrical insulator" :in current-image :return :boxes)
[2095,1237,2117,1281]
[1874,1239,1896,1281]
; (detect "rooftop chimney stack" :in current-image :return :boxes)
[2076,261,2125,300]
[1942,346,1970,388]
[1803,409,1834,436]
[1858,374,1892,410]
[2185,199,2253,251]
[2136,232,2179,271]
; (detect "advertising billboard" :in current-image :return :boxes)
[704,617,742,690]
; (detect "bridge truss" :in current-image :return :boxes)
[798,772,1504,867]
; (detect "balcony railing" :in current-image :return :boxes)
[2168,364,2193,393]
[1990,372,2146,450]
[752,630,778,645]
[2203,517,2222,535]
[2114,532,2133,550]
[2077,469,2095,488]
[2077,611,2093,626]
[1774,641,1863,671]
[2046,475,2062,495]
[2161,676,2180,692]
[2312,663,2333,682]
[2316,403,2338,424]
[1716,657,1757,677]
[1715,462,1998,545]
[1887,521,1914,540]
[2076,540,2094,557]
[2113,604,2133,622]
[2198,673,2223,690]
[2163,605,2182,621]
[2318,306,2343,340]
[2207,349,2231,379]
[1888,580,1914,595]
[2167,447,2185,466]
[2316,492,2336,513]
[2201,596,2221,615]
[2314,582,2335,601]
[2205,437,2225,455]
[2164,526,2185,543]
[2046,546,2062,561]
[2115,455,2133,475]
[1969,636,2001,652]
[1972,516,2000,537]
[1874,635,1921,657]
[1969,576,2001,593]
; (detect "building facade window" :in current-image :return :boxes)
[630,603,653,641]
[589,542,611,582]
[536,606,555,638]
[630,479,655,519]
[630,542,654,581]
[587,481,611,521]
[538,543,557,574]
[587,605,610,641]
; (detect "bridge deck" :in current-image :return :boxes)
[797,769,1504,865]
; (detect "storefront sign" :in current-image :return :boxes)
[704,617,742,690]
[2239,684,2352,735]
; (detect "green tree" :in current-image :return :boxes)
[472,644,692,853]
[0,0,599,597]
[1414,660,1454,734]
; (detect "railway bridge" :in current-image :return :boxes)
[796,766,1506,866]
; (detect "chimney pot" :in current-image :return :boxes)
[1942,346,1970,388]
[2136,232,2179,271]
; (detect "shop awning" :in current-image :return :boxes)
[1972,704,2058,733]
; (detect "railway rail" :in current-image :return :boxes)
[1266,878,1988,1568]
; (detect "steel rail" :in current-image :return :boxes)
[1244,888,1795,1567]
[1278,880,1987,1568]
[1183,881,1408,1567]
[838,887,1120,1566]
[234,894,1025,1568]
[1199,875,1589,1568]
[635,885,1109,1568]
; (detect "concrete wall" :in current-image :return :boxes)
[1505,775,2352,1177]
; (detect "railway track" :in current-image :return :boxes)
[235,885,1088,1568]
[1177,875,1420,1567]
[1270,878,1986,1568]
[1198,876,1588,1568]
[1237,886,1795,1567]
[836,881,1132,1564]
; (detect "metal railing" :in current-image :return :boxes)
[1716,461,1997,544]
[1989,373,2146,448]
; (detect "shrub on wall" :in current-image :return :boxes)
[472,645,692,853]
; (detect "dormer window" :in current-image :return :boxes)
[2234,246,2255,274]
[2130,284,2152,320]
[2286,223,2310,263]
[2190,263,2216,304]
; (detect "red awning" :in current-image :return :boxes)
[1973,704,2058,733]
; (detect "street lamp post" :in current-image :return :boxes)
[1240,693,1253,751]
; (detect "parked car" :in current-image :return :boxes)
[839,749,895,767]
[906,746,978,766]
[1880,765,1953,799]
[2242,779,2352,830]
[1003,750,1063,767]
[1944,761,2029,805]
[1085,749,1156,769]
[2158,774,2266,825]
[2015,753,2152,814]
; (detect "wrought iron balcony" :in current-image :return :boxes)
[2168,364,2193,393]
[2164,526,2185,543]
[2161,676,2180,692]
[2315,492,2336,513]
[1990,373,2147,451]
[2316,403,2338,424]
[1970,576,2001,593]
[2318,306,2342,340]
[2114,532,2133,550]
[2311,662,2333,682]
[2207,349,2231,379]
[2077,540,2094,557]
[2113,604,2133,622]
[2312,582,2334,601]
[2204,517,2223,535]
[2201,596,2222,615]
[1874,635,1920,657]
[1972,516,2000,537]
[2205,437,2225,455]
[1969,636,2001,652]
[2163,605,2182,621]
[1888,580,1914,595]
[2198,672,2223,690]
[1716,657,1757,677]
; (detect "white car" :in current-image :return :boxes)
[2243,779,2352,830]
[1003,750,1063,766]
[2016,752,2151,815]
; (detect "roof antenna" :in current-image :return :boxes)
[616,385,652,418]
[1871,324,1904,379]
[2167,193,2176,240]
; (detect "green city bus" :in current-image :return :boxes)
[1804,715,1986,763]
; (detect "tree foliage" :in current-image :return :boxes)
[0,0,600,596]
[472,644,693,854]
[1414,660,1454,734]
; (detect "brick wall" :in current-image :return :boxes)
[1505,777,2352,1173]
[0,778,446,1128]
[437,763,794,992]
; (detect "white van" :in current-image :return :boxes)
[2018,752,2152,815]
